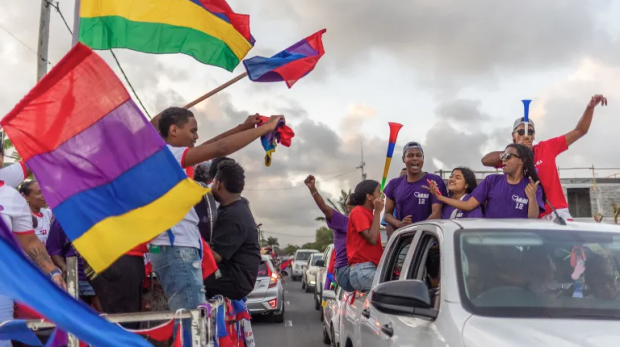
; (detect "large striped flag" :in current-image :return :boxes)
[1,43,208,272]
[79,0,255,71]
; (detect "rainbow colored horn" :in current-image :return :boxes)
[522,99,532,136]
[380,122,404,191]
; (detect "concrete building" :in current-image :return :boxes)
[561,177,620,224]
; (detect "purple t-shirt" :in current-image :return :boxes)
[327,209,349,268]
[470,174,545,219]
[46,219,88,281]
[441,194,484,219]
[384,173,448,223]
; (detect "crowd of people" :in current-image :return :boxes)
[307,94,607,292]
[0,107,284,345]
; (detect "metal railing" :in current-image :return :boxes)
[18,258,224,347]
[434,166,620,180]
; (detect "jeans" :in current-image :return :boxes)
[0,294,13,347]
[150,246,205,344]
[90,255,145,329]
[349,262,377,292]
[335,266,355,292]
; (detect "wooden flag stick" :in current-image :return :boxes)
[182,72,248,110]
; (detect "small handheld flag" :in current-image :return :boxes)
[522,99,532,136]
[381,123,403,191]
[243,29,326,88]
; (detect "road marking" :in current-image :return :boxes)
[285,320,293,327]
[285,290,289,294]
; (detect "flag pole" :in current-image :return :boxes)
[182,72,248,110]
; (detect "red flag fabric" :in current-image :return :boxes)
[202,238,219,279]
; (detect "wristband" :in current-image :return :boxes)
[49,269,62,279]
[312,191,319,196]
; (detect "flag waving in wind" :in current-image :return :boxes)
[243,29,326,88]
[1,43,208,273]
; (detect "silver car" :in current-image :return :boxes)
[340,219,620,347]
[246,255,285,323]
[321,287,345,347]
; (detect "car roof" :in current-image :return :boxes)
[409,218,620,236]
[296,249,319,252]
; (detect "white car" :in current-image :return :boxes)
[315,244,334,313]
[321,287,345,347]
[291,249,319,281]
[302,253,324,293]
[340,219,620,347]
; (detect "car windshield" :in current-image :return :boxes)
[295,252,314,261]
[257,262,269,277]
[457,228,620,319]
[311,254,324,266]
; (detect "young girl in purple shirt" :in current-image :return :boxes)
[441,167,484,219]
[426,144,544,219]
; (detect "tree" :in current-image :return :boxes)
[315,189,352,222]
[282,244,299,256]
[266,236,279,247]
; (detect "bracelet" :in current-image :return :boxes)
[312,191,319,196]
[49,269,62,279]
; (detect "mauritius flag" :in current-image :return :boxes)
[243,29,326,88]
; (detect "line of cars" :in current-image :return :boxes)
[317,219,620,347]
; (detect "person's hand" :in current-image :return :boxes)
[525,177,540,200]
[304,175,316,190]
[422,180,440,197]
[264,115,284,132]
[398,215,412,228]
[240,113,261,130]
[51,273,67,291]
[373,196,385,212]
[588,94,608,108]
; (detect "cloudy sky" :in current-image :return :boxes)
[1,0,619,246]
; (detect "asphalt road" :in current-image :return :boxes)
[252,277,326,347]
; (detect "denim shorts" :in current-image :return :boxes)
[335,266,355,292]
[349,262,377,292]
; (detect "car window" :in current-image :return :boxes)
[380,234,414,283]
[295,252,314,261]
[338,287,345,300]
[456,229,620,319]
[406,233,441,308]
[311,254,324,266]
[257,262,269,277]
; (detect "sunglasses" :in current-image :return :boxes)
[500,153,520,161]
[514,129,535,136]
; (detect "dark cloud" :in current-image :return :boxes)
[425,119,490,170]
[435,99,492,123]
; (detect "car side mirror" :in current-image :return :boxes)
[370,280,438,319]
[281,270,288,277]
[315,260,325,267]
[322,290,336,301]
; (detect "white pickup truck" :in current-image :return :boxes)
[339,219,620,347]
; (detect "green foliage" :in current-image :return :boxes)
[266,236,279,247]
[282,244,299,256]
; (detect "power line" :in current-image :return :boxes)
[0,22,53,67]
[51,2,151,118]
[245,168,358,191]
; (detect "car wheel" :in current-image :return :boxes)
[314,290,321,310]
[273,302,285,324]
[330,326,337,347]
[322,325,331,345]
[320,307,324,322]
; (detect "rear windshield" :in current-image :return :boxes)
[257,262,269,277]
[295,252,314,261]
[311,255,324,266]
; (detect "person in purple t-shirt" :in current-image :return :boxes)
[305,175,355,292]
[441,167,484,219]
[426,144,544,219]
[384,142,448,229]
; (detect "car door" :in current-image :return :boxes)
[358,227,419,347]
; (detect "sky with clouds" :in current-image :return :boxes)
[1,0,619,246]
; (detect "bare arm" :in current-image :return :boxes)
[384,198,401,229]
[564,95,607,147]
[436,194,481,212]
[528,199,539,219]
[15,233,58,274]
[427,204,442,220]
[481,151,503,168]
[212,250,223,264]
[304,175,333,221]
[183,116,281,167]
[359,209,383,246]
[51,255,67,273]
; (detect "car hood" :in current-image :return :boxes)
[463,315,620,347]
[307,266,320,272]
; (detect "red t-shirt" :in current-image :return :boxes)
[346,206,383,266]
[533,136,568,216]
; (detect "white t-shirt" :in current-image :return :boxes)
[150,145,200,249]
[0,162,27,188]
[33,208,53,244]
[0,181,34,235]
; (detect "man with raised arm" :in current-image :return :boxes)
[481,95,607,221]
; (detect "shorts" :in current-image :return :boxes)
[349,262,377,292]
[79,280,96,297]
[335,266,355,292]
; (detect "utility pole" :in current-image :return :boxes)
[36,0,51,82]
[356,142,367,181]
